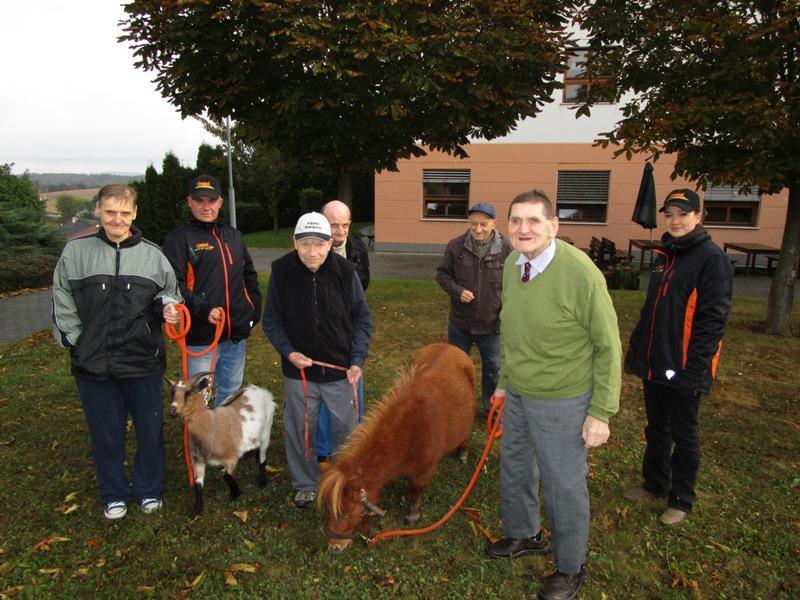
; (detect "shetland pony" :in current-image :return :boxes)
[317,343,475,550]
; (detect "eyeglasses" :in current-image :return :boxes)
[190,197,221,205]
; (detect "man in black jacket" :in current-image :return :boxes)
[163,175,262,405]
[315,200,371,460]
[263,212,372,508]
[436,202,511,414]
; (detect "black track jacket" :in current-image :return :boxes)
[163,218,262,345]
[625,226,733,395]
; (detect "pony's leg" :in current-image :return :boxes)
[406,466,437,524]
[455,441,469,463]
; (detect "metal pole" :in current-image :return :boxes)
[226,116,237,228]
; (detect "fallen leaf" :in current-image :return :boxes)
[1,585,24,597]
[438,577,450,584]
[0,563,12,575]
[265,465,284,473]
[95,559,106,568]
[343,565,353,574]
[84,539,99,548]
[70,567,90,578]
[51,536,70,543]
[32,539,52,553]
[64,492,79,502]
[224,571,238,586]
[243,539,255,550]
[228,563,257,573]
[38,567,63,575]
[190,572,205,587]
[233,510,248,523]
[136,585,155,592]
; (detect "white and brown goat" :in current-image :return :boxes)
[167,372,276,516]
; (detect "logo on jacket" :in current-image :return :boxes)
[194,242,215,252]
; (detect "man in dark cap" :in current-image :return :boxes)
[436,202,511,414]
[163,174,262,404]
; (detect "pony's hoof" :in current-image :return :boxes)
[404,513,420,525]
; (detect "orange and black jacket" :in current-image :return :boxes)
[163,217,262,345]
[625,226,732,395]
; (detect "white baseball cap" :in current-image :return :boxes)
[294,212,331,241]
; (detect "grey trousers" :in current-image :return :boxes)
[500,386,592,575]
[283,377,358,491]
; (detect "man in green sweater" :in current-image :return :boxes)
[486,190,621,600]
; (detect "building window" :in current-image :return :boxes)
[703,185,760,226]
[423,170,469,219]
[563,48,613,104]
[556,170,610,222]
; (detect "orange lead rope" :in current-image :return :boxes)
[165,304,226,487]
[368,393,505,546]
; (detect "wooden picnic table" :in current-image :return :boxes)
[723,242,781,276]
[628,238,661,270]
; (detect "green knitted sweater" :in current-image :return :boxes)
[498,240,621,422]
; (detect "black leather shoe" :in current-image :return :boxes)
[485,530,550,559]
[537,567,585,600]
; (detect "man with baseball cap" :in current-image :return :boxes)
[163,174,262,404]
[436,202,511,414]
[263,212,373,508]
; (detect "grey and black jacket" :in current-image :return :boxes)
[436,230,512,335]
[52,226,182,379]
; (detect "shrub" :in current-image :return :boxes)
[0,253,58,293]
[233,202,271,233]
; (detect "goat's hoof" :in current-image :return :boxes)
[258,476,268,488]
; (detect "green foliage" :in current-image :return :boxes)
[0,202,63,291]
[0,163,40,209]
[576,1,800,334]
[0,284,798,597]
[131,154,194,244]
[55,195,89,222]
[121,1,572,176]
[233,202,271,234]
[297,187,323,214]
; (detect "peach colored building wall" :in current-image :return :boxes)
[374,143,789,254]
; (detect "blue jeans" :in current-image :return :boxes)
[316,378,364,458]
[75,374,165,504]
[447,321,501,412]
[187,339,246,406]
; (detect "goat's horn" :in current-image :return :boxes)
[360,488,386,517]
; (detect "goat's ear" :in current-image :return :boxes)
[164,376,175,389]
[198,377,210,391]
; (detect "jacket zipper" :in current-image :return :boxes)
[211,227,232,339]
[645,249,675,380]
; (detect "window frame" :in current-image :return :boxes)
[422,170,470,220]
[703,185,760,227]
[562,48,614,105]
[556,170,611,224]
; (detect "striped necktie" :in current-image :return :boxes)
[522,261,531,283]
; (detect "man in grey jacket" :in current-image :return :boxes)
[436,202,511,414]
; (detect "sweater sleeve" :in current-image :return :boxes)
[584,281,622,422]
[262,270,295,358]
[51,250,81,348]
[682,251,733,386]
[349,272,373,367]
[435,238,465,300]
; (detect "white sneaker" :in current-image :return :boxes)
[293,489,316,508]
[104,501,127,520]
[141,498,162,514]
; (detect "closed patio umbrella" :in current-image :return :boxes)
[632,162,658,237]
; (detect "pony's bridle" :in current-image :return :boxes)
[324,489,386,545]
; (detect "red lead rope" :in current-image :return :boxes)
[299,360,360,461]
[165,304,226,487]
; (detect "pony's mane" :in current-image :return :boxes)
[334,363,420,468]
[317,465,347,519]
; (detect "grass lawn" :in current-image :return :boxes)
[244,222,373,249]
[0,279,798,598]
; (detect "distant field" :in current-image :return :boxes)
[245,221,373,248]
[39,188,100,214]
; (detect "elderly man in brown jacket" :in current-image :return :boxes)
[436,202,512,414]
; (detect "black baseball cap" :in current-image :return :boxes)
[659,189,700,213]
[187,175,221,200]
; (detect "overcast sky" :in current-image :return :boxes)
[0,1,213,175]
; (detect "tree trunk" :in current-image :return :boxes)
[270,195,280,233]
[338,169,353,207]
[765,184,800,335]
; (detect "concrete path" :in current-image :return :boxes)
[1,248,791,345]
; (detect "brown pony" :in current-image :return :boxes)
[317,343,475,550]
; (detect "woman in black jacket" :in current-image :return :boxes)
[623,189,733,525]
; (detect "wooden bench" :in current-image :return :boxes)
[581,236,604,264]
[602,237,633,265]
